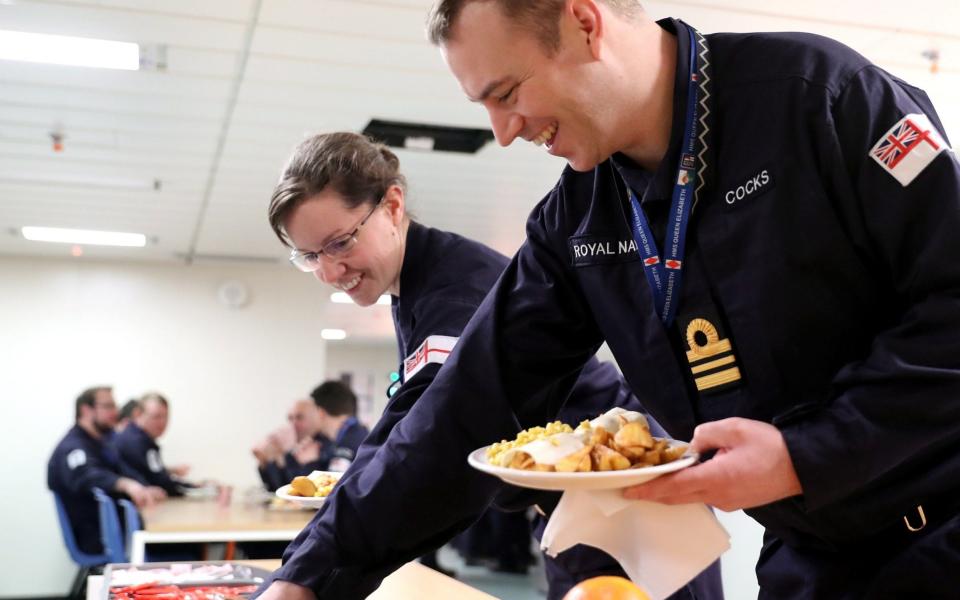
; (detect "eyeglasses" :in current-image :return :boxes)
[289,199,383,273]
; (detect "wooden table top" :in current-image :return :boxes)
[139,498,314,532]
[369,562,499,600]
[88,560,499,600]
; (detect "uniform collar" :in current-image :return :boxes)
[392,220,430,351]
[396,220,429,303]
[125,422,152,442]
[611,18,695,205]
[335,416,359,446]
[72,424,104,447]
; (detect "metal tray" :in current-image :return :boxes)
[100,561,271,599]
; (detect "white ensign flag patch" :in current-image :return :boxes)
[403,335,458,380]
[869,113,949,186]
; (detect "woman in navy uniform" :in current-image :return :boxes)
[264,132,721,599]
[256,2,960,599]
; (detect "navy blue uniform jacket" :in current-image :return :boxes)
[114,423,191,497]
[326,417,369,472]
[48,425,122,555]
[258,433,334,492]
[273,222,712,596]
[257,420,368,490]
[390,222,718,600]
[272,20,960,598]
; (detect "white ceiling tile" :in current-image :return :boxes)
[2,0,958,339]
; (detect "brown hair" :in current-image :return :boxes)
[310,380,358,417]
[426,0,642,53]
[268,132,407,247]
[75,386,112,421]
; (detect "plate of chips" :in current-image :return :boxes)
[275,470,342,508]
[467,408,697,491]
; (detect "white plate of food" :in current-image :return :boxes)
[467,408,697,491]
[275,470,342,509]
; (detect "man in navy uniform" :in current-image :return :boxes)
[254,398,330,491]
[263,131,720,596]
[48,387,166,555]
[114,393,195,497]
[309,381,368,473]
[256,2,960,598]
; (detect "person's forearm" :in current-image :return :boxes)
[115,476,141,495]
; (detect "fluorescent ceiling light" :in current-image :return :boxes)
[22,226,146,247]
[404,136,435,151]
[1,173,161,191]
[0,30,139,70]
[330,292,391,306]
[320,329,347,340]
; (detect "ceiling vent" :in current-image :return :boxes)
[362,119,494,154]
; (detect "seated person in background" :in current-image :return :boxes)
[48,386,166,555]
[115,398,142,433]
[114,392,196,497]
[254,398,330,491]
[309,381,369,472]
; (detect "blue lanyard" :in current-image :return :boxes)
[627,27,700,327]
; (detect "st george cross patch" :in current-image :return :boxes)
[403,335,458,380]
[869,113,949,186]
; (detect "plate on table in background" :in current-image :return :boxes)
[268,496,318,512]
[182,485,219,500]
[467,440,697,492]
[275,485,328,509]
[275,471,343,509]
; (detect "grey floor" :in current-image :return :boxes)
[435,544,547,600]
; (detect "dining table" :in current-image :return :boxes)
[129,494,314,563]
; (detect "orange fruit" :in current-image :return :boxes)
[562,576,652,600]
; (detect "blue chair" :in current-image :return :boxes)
[52,489,126,599]
[52,492,114,567]
[91,487,127,564]
[118,497,142,556]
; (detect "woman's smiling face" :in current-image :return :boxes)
[284,186,406,307]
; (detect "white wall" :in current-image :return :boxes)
[715,510,764,599]
[324,340,399,427]
[0,256,331,598]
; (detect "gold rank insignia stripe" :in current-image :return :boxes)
[685,317,741,391]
